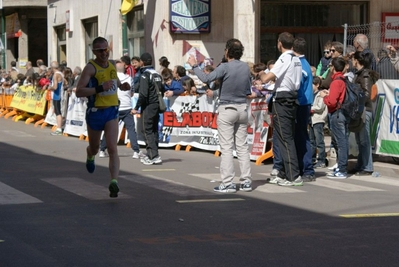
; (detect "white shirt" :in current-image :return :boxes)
[117,72,134,111]
[271,50,302,92]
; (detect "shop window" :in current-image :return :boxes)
[56,26,66,64]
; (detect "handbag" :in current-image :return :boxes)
[153,78,166,113]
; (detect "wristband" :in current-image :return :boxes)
[95,85,104,94]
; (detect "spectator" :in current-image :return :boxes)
[320,57,349,179]
[309,76,328,169]
[260,32,303,186]
[265,60,275,74]
[173,65,189,84]
[316,41,332,77]
[320,41,344,89]
[132,52,164,165]
[158,56,170,73]
[10,61,19,82]
[386,44,399,72]
[188,38,253,193]
[293,37,315,182]
[25,61,34,79]
[47,61,64,136]
[376,49,399,79]
[121,55,135,77]
[181,77,197,95]
[76,36,131,198]
[350,51,379,176]
[36,59,44,68]
[353,34,377,71]
[162,68,184,97]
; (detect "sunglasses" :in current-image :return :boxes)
[330,49,336,53]
[92,48,109,53]
[324,50,330,53]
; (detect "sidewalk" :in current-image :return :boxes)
[324,135,399,177]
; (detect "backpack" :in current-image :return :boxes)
[337,76,366,132]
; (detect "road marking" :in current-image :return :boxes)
[141,169,176,172]
[340,213,399,218]
[176,198,245,203]
[0,182,42,205]
[42,178,131,200]
[350,176,399,187]
[0,130,35,137]
[256,184,306,193]
[310,178,384,192]
[189,173,222,181]
[121,175,212,196]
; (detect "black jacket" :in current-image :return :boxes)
[134,66,164,110]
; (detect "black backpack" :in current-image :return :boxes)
[337,76,366,132]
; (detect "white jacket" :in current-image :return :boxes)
[311,91,328,125]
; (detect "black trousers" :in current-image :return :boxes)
[272,91,300,181]
[141,103,160,159]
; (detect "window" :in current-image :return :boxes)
[127,7,144,57]
[83,17,98,62]
[259,1,368,66]
[56,26,66,64]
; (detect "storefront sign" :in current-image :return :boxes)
[170,0,211,34]
[382,12,399,42]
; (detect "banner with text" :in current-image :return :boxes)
[10,86,47,115]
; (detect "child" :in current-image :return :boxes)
[182,77,197,96]
[309,76,328,168]
[162,68,184,97]
[316,41,332,77]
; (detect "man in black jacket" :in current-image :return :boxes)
[132,52,164,165]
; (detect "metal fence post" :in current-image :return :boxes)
[343,23,348,56]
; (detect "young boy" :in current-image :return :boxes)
[309,76,328,168]
[316,41,332,77]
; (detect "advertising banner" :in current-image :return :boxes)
[10,85,47,115]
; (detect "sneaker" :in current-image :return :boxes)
[328,163,338,171]
[313,162,326,169]
[302,174,316,182]
[99,151,106,158]
[355,170,373,176]
[269,177,285,184]
[239,180,252,192]
[132,151,145,159]
[109,179,119,198]
[86,158,95,173]
[152,156,162,164]
[327,171,348,179]
[50,129,62,136]
[278,177,303,186]
[214,183,237,193]
[141,157,154,165]
[270,169,279,176]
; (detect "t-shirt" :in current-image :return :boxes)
[271,50,302,92]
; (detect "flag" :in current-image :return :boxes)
[121,0,135,15]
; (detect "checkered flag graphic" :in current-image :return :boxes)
[176,98,200,117]
[161,126,173,142]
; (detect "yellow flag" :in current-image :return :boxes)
[121,0,135,15]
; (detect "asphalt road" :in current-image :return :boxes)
[1,118,399,267]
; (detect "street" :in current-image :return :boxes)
[1,118,399,267]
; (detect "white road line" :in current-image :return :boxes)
[310,178,384,192]
[0,182,42,205]
[189,173,221,181]
[120,175,212,196]
[350,176,399,187]
[0,130,35,137]
[42,178,131,200]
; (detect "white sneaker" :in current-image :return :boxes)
[328,163,338,170]
[99,151,106,158]
[132,151,145,159]
[269,177,284,184]
[270,169,279,176]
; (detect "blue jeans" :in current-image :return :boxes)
[295,105,314,176]
[355,111,373,172]
[100,109,140,152]
[330,110,349,173]
[309,122,326,164]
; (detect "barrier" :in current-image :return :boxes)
[3,80,397,161]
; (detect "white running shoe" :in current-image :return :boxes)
[99,151,106,158]
[328,163,338,170]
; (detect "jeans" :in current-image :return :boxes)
[272,91,300,181]
[100,109,140,152]
[355,110,373,172]
[309,122,326,164]
[330,110,349,173]
[295,105,314,176]
[217,103,252,186]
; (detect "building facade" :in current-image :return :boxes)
[46,0,399,71]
